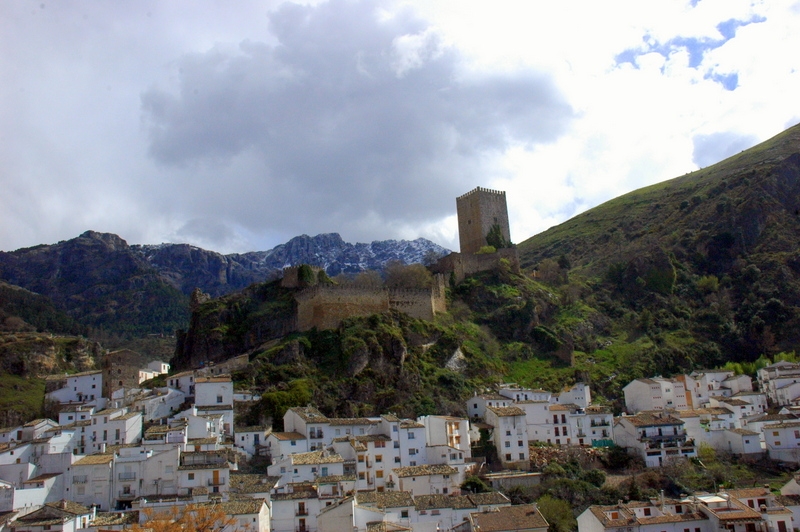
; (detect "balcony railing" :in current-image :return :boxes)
[207,479,226,486]
[296,509,308,516]
[118,472,137,481]
[385,481,395,488]
[590,420,610,427]
[118,490,136,499]
[73,476,88,484]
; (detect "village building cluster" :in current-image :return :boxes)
[4,354,800,532]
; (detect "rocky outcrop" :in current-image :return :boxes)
[0,333,101,377]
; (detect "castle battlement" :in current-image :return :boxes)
[457,186,506,200]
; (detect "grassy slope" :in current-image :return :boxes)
[519,122,800,273]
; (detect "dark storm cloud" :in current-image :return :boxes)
[692,131,758,168]
[140,0,573,243]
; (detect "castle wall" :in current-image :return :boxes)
[432,248,520,284]
[281,265,324,288]
[295,286,391,331]
[456,187,511,254]
[294,276,447,331]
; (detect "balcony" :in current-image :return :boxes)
[207,479,226,486]
[118,490,136,499]
[296,509,309,516]
[118,472,137,481]
[309,431,324,440]
[590,420,610,427]
[385,480,395,488]
[73,475,88,484]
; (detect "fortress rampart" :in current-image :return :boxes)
[432,247,520,284]
[293,274,447,331]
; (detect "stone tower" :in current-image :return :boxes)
[456,187,511,254]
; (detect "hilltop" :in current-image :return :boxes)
[176,123,800,424]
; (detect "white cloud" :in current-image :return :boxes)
[1,0,799,254]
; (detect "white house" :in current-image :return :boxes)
[234,426,271,458]
[764,421,800,463]
[623,378,689,414]
[9,500,94,532]
[88,409,142,453]
[45,371,103,405]
[68,454,114,511]
[614,411,697,467]
[265,432,308,462]
[466,393,512,420]
[392,464,460,497]
[268,450,344,485]
[167,370,196,397]
[578,497,711,532]
[270,482,321,532]
[484,406,529,470]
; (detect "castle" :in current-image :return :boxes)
[284,186,518,331]
[456,187,512,254]
[432,186,520,284]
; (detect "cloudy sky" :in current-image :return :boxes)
[2,0,799,254]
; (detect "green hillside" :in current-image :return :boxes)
[172,123,800,423]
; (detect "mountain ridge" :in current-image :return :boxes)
[0,231,449,336]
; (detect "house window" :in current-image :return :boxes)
[217,396,223,403]
[408,432,415,440]
[518,440,523,447]
[643,508,651,516]
[409,448,417,455]
[401,510,409,519]
[376,470,383,478]
[519,453,525,459]
[375,441,385,448]
[376,455,383,463]
[358,472,365,480]
[188,473,195,480]
[505,453,512,460]
[505,441,510,448]
[506,430,511,436]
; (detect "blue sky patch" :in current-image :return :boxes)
[705,71,738,91]
[614,15,766,70]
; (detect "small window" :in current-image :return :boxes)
[188,473,195,480]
